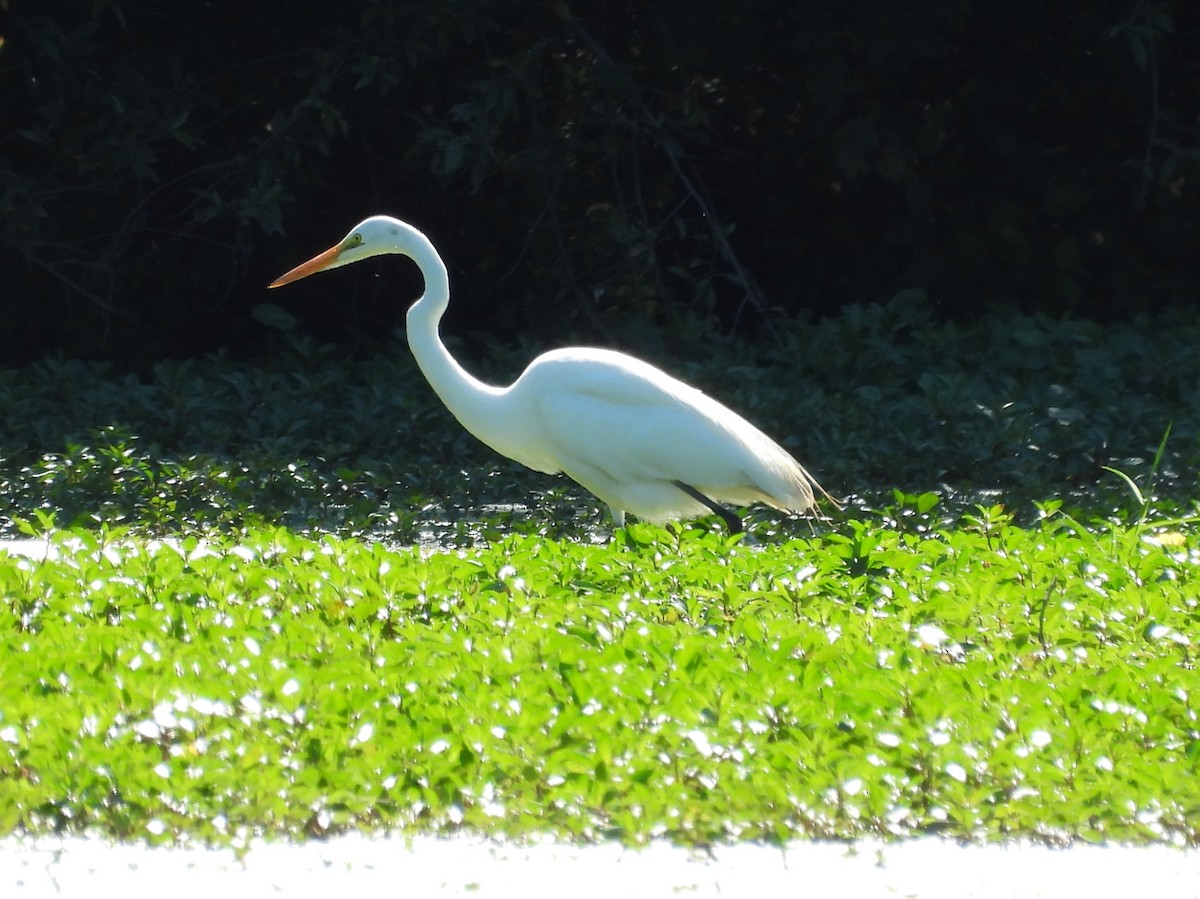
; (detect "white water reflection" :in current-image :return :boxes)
[3,834,1200,898]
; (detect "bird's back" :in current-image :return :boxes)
[501,347,819,522]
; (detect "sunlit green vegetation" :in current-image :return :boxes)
[1,300,1198,848]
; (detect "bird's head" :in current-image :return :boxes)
[268,216,411,288]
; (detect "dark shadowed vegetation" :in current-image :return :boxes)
[2,1,1196,365]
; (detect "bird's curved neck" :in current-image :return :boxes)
[402,230,507,439]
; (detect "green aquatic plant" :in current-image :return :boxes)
[1,300,1198,849]
[0,518,1196,848]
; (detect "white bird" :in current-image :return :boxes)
[269,216,830,533]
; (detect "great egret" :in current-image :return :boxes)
[269,216,830,533]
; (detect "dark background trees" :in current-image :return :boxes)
[1,0,1196,367]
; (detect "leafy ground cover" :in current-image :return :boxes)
[1,294,1197,541]
[1,517,1196,848]
[0,297,1198,848]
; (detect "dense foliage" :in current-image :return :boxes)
[1,297,1197,541]
[0,297,1197,849]
[1,520,1197,847]
[2,0,1197,364]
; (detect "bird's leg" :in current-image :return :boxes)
[671,481,743,534]
[608,505,626,528]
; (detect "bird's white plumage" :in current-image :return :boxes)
[504,348,816,523]
[269,215,826,530]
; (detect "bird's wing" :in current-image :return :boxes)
[520,350,810,509]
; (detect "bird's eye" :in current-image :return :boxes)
[348,233,363,247]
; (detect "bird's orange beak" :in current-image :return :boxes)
[268,244,342,289]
